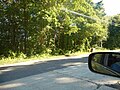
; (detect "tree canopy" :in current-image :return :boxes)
[104,14,120,49]
[0,0,108,57]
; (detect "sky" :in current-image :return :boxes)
[93,0,120,16]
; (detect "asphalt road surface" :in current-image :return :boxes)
[0,56,88,83]
[0,55,120,90]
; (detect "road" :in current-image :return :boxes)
[0,56,88,83]
[0,55,120,90]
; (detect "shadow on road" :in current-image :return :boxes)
[0,56,88,83]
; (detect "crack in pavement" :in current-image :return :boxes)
[54,71,102,89]
[105,81,120,90]
[54,71,119,90]
[95,84,102,90]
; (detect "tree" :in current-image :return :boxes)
[105,14,120,49]
[0,0,108,57]
[59,0,107,51]
[93,0,106,18]
[0,0,66,56]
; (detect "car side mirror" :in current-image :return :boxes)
[88,52,120,77]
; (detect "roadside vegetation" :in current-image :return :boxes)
[0,0,120,65]
[0,48,107,65]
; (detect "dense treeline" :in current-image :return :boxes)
[0,0,108,57]
[104,14,120,49]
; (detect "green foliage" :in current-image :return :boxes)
[0,0,108,58]
[93,0,106,17]
[104,14,120,49]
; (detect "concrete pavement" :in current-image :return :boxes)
[0,62,120,90]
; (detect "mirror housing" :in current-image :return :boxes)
[88,52,120,77]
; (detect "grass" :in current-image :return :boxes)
[0,53,66,65]
[0,49,108,66]
[0,54,52,65]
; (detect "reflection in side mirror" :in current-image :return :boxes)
[88,52,120,77]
